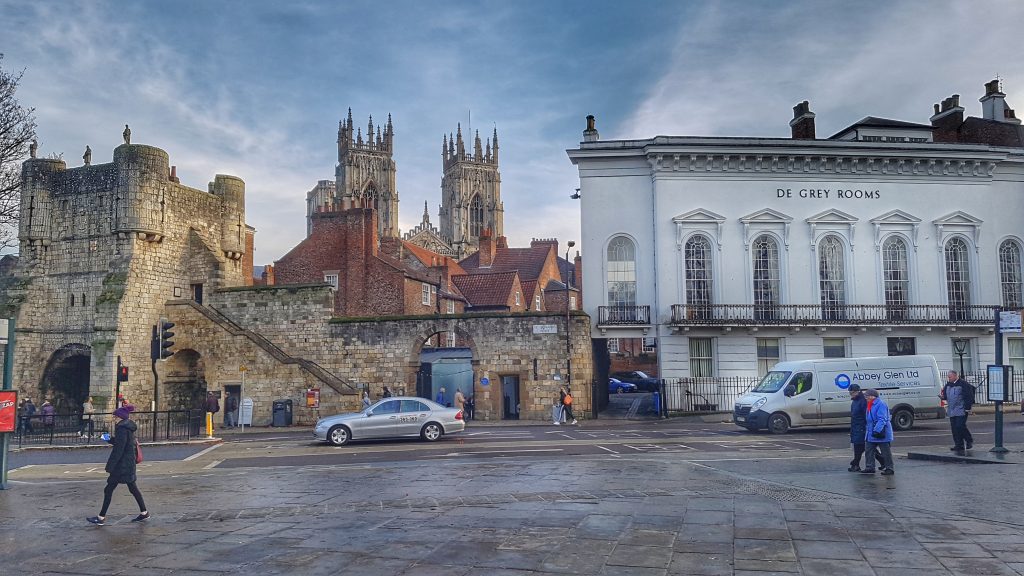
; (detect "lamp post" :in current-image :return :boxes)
[953,338,968,377]
[565,240,575,392]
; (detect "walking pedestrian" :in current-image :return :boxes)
[361,391,371,410]
[941,370,975,451]
[435,387,447,407]
[22,398,36,434]
[382,386,393,398]
[465,394,475,420]
[560,386,578,425]
[847,384,883,472]
[454,388,466,414]
[861,389,895,476]
[40,400,55,430]
[87,405,149,525]
[205,391,220,416]
[79,396,95,438]
[224,393,239,428]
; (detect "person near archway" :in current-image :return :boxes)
[87,405,149,525]
[79,396,95,439]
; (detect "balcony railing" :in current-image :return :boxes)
[670,304,997,326]
[597,305,652,326]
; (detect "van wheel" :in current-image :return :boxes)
[892,408,914,431]
[768,413,790,435]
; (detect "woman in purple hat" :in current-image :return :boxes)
[87,404,149,525]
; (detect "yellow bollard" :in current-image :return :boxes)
[206,411,213,438]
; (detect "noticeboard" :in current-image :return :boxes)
[239,398,254,426]
[1000,311,1022,334]
[306,388,320,409]
[0,390,17,433]
[987,365,1013,403]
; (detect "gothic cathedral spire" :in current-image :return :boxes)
[439,120,503,259]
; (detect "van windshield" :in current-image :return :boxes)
[752,371,792,393]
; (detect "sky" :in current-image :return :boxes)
[2,0,1022,264]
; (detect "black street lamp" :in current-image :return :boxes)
[953,338,968,377]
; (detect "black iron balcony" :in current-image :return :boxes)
[597,305,652,326]
[670,304,997,326]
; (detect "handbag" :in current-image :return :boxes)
[135,438,144,464]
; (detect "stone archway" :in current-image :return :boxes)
[40,344,91,413]
[411,323,479,415]
[161,348,207,411]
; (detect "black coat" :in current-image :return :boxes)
[850,395,868,444]
[105,419,138,484]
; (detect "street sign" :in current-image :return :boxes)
[987,365,1013,403]
[532,324,558,334]
[999,311,1022,333]
[480,377,490,387]
[239,398,254,426]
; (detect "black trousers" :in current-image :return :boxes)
[100,477,146,516]
[949,415,973,448]
[865,442,894,471]
[851,443,884,468]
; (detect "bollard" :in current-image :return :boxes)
[206,411,213,439]
[652,391,661,416]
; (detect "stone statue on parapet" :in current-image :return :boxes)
[30,140,37,158]
[83,145,92,166]
[123,124,131,145]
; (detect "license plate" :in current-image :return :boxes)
[736,416,745,422]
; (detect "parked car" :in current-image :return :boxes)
[313,396,465,446]
[608,378,638,394]
[611,370,661,392]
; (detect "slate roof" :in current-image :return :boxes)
[451,271,519,307]
[402,240,467,276]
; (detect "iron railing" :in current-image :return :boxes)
[13,410,204,448]
[661,377,759,414]
[957,370,1024,406]
[597,305,651,326]
[670,304,996,326]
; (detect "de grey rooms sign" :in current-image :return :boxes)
[776,187,881,199]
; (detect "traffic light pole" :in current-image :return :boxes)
[1,318,16,490]
[151,325,159,442]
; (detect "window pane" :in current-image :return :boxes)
[689,337,714,377]
[951,339,975,373]
[823,338,848,358]
[944,237,971,313]
[818,235,846,319]
[756,338,780,377]
[470,195,484,239]
[607,236,637,307]
[887,337,916,356]
[1000,240,1023,309]
[882,236,909,318]
[607,338,619,353]
[752,235,780,317]
[685,235,713,309]
[1009,338,1024,373]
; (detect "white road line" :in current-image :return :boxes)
[183,444,222,461]
[429,448,565,457]
[202,460,222,469]
[595,445,619,454]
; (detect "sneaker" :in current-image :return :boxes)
[553,422,561,426]
[950,446,964,451]
[860,468,876,474]
[966,442,973,449]
[86,516,105,526]
[572,419,578,425]
[880,469,895,476]
[131,512,150,522]
[847,465,861,472]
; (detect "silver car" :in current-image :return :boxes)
[313,396,466,446]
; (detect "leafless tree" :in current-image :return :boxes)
[0,55,37,251]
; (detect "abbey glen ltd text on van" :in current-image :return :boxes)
[733,355,944,434]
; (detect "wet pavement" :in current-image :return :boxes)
[3,439,1024,575]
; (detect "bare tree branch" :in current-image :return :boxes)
[0,54,38,252]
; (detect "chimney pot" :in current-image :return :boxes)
[789,100,815,140]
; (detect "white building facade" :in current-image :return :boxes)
[568,83,1024,382]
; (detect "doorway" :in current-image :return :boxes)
[501,375,521,420]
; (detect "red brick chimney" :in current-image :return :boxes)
[930,94,964,143]
[790,101,815,139]
[573,252,582,291]
[478,229,495,267]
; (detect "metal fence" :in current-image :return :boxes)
[958,370,1024,406]
[13,410,204,448]
[661,377,759,414]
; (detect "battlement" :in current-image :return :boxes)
[338,108,394,158]
[442,124,499,170]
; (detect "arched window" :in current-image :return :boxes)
[944,237,971,320]
[1000,240,1023,309]
[752,234,779,320]
[607,236,637,321]
[818,235,846,320]
[684,235,713,319]
[469,194,484,239]
[882,236,909,320]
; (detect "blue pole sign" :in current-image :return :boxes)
[480,377,490,387]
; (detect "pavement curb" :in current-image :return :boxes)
[906,450,1023,464]
[10,438,223,452]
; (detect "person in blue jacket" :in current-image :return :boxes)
[862,388,895,476]
[847,384,883,472]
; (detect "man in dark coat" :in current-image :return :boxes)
[942,370,975,451]
[848,384,883,471]
[87,405,149,525]
[205,391,220,415]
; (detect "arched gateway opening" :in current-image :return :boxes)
[41,344,91,413]
[415,329,474,413]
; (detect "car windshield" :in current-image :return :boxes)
[633,371,650,379]
[752,371,792,393]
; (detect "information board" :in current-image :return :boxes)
[0,391,17,433]
[987,365,1013,403]
[1000,311,1022,334]
[239,398,254,426]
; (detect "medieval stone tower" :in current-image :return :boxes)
[334,109,398,239]
[9,141,251,412]
[439,125,503,259]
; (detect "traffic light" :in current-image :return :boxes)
[117,356,129,382]
[158,318,175,360]
[151,319,176,361]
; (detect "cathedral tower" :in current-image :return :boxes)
[439,125,503,258]
[335,109,399,238]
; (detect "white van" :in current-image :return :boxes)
[733,355,944,434]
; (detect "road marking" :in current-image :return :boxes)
[429,448,564,457]
[183,444,222,461]
[596,445,619,454]
[203,460,222,469]
[7,464,33,473]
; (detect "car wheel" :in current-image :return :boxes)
[768,413,790,435]
[616,388,624,394]
[892,408,914,431]
[421,422,443,442]
[327,425,350,446]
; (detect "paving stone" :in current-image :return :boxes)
[924,541,997,558]
[793,540,864,560]
[732,559,800,572]
[937,556,1017,575]
[668,552,733,575]
[734,538,797,562]
[864,549,945,569]
[850,531,925,551]
[607,544,674,569]
[683,510,734,525]
[619,529,676,547]
[799,558,876,576]
[786,522,850,541]
[735,527,791,540]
